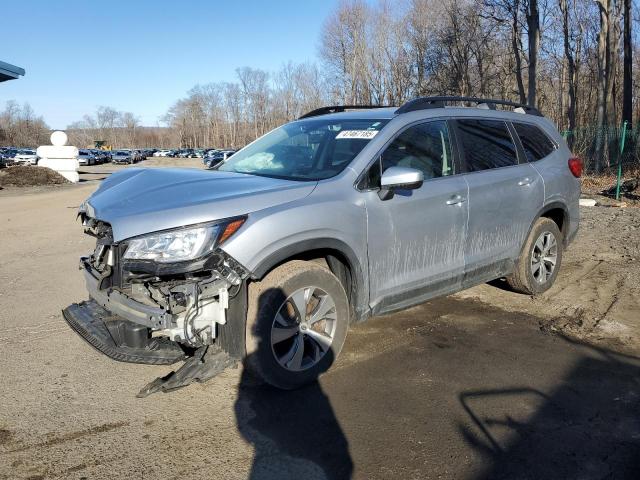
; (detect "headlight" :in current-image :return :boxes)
[123,218,245,263]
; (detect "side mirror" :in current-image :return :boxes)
[378,166,424,200]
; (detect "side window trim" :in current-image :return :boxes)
[448,119,469,173]
[355,117,460,191]
[506,121,528,165]
[451,117,523,174]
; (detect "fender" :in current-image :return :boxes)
[251,237,369,322]
[524,201,571,250]
[539,200,569,234]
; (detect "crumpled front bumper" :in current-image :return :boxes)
[62,299,185,365]
[81,260,172,330]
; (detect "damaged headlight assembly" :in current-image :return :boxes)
[123,218,245,264]
[85,217,250,348]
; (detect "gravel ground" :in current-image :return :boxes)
[455,201,640,354]
[0,163,639,479]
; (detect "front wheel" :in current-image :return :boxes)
[245,260,349,389]
[507,217,563,295]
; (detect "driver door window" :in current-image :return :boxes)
[383,120,453,178]
[364,120,454,188]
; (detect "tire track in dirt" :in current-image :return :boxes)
[2,421,129,454]
[0,324,69,345]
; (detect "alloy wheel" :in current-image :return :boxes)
[270,286,337,372]
[530,231,558,284]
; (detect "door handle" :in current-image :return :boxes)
[518,178,532,186]
[446,195,466,205]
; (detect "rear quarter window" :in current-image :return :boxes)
[457,119,518,172]
[513,122,556,162]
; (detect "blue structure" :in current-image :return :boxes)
[0,60,25,82]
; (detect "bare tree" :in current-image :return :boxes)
[594,0,612,172]
[56,0,638,173]
[622,0,632,128]
[120,112,140,148]
[0,101,50,147]
[526,0,541,105]
[559,0,578,137]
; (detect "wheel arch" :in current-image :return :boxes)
[513,201,570,269]
[536,201,570,244]
[251,238,369,323]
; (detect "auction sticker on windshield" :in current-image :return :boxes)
[335,130,379,139]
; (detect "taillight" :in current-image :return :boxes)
[568,157,583,178]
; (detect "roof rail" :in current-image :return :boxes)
[298,105,391,120]
[395,96,542,117]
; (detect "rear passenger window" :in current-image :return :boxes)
[381,120,454,180]
[457,119,518,171]
[513,122,556,161]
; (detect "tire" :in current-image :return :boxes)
[245,260,349,389]
[507,217,563,295]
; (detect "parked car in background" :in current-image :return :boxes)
[154,149,173,157]
[205,149,236,169]
[98,149,110,163]
[1,147,18,160]
[13,149,39,165]
[89,149,104,164]
[0,152,12,168]
[0,148,17,167]
[111,150,133,164]
[203,149,219,165]
[77,149,97,166]
[203,148,217,158]
[177,148,194,158]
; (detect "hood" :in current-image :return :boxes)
[85,168,317,241]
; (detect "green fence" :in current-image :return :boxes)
[562,123,638,198]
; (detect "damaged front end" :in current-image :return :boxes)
[63,212,250,395]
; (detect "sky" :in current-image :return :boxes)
[1,0,340,129]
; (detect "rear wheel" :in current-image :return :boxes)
[245,260,349,389]
[507,217,563,295]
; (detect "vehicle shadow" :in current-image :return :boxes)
[458,336,640,479]
[485,277,516,293]
[234,288,353,480]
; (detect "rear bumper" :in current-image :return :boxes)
[62,299,185,365]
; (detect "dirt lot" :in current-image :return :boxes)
[456,199,640,354]
[1,161,639,479]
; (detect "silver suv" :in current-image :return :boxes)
[63,97,581,393]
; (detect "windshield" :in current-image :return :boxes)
[218,118,389,181]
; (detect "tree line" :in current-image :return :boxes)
[320,0,637,171]
[66,107,174,149]
[0,101,50,148]
[3,0,637,172]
